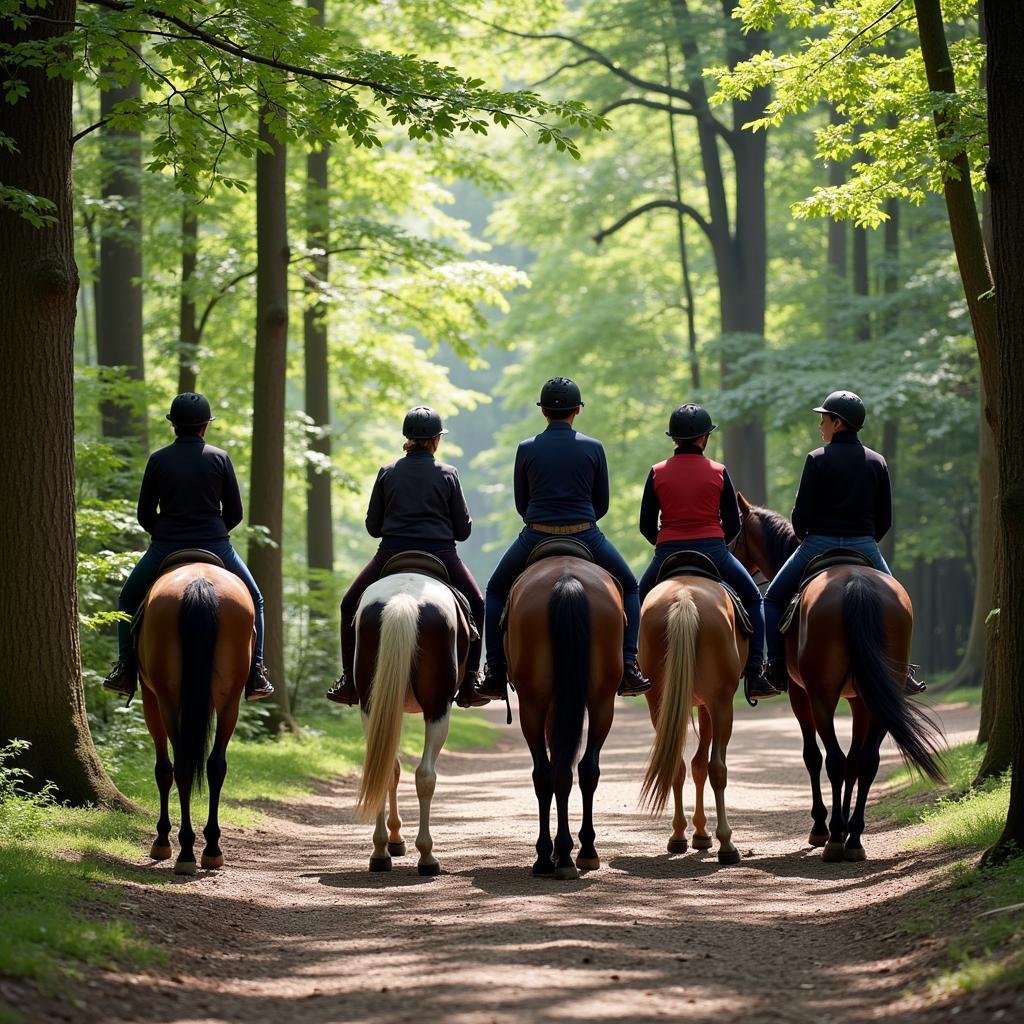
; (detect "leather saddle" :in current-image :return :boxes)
[655,551,753,637]
[131,548,226,637]
[779,548,876,634]
[379,551,478,641]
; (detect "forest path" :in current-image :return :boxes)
[24,700,988,1024]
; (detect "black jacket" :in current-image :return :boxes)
[365,450,471,546]
[137,436,243,542]
[791,432,892,541]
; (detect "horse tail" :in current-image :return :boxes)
[177,577,219,793]
[842,573,944,783]
[549,575,590,774]
[640,590,699,815]
[356,593,419,820]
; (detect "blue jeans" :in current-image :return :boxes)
[763,534,891,662]
[638,538,765,671]
[117,539,264,663]
[484,526,640,666]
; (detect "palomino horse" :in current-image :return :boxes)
[732,495,943,861]
[137,561,254,876]
[353,568,469,876]
[505,551,622,880]
[638,572,745,865]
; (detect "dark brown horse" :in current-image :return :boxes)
[733,494,943,861]
[137,563,254,875]
[505,556,622,880]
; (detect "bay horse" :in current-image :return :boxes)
[137,561,254,876]
[353,569,469,876]
[505,552,622,880]
[732,494,943,861]
[638,575,745,864]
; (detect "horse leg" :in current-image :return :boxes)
[690,706,713,850]
[708,698,739,865]
[789,685,829,846]
[143,688,174,861]
[172,759,197,876]
[414,712,450,877]
[200,703,236,870]
[844,719,887,861]
[552,753,577,880]
[576,702,613,871]
[387,757,406,857]
[362,710,391,872]
[648,689,688,854]
[811,697,848,863]
[842,698,870,832]
[521,708,554,876]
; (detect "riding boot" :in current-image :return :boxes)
[477,661,508,701]
[905,664,927,695]
[766,659,790,694]
[326,672,359,706]
[102,657,138,700]
[245,661,274,702]
[455,638,489,707]
[743,665,782,707]
[618,661,652,696]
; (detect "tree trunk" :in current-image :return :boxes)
[96,77,147,451]
[0,4,130,808]
[826,106,847,345]
[249,100,296,733]
[177,204,199,394]
[880,196,900,565]
[982,0,1024,860]
[852,225,870,342]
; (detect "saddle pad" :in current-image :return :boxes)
[779,550,878,635]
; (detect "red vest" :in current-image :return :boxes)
[651,453,725,543]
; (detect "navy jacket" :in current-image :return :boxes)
[365,450,471,547]
[791,432,892,541]
[137,435,243,542]
[514,421,609,525]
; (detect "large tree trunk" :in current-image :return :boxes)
[96,77,147,451]
[982,0,1024,862]
[177,204,199,394]
[0,4,129,808]
[249,100,297,733]
[826,106,847,344]
[880,196,900,566]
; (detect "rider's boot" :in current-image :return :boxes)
[743,664,782,707]
[102,657,138,700]
[618,660,651,696]
[245,660,274,702]
[476,661,508,702]
[904,664,927,695]
[455,669,490,708]
[326,672,359,706]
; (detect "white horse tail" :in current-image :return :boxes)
[640,589,699,816]
[356,592,420,820]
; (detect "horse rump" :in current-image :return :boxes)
[177,577,219,793]
[549,575,590,773]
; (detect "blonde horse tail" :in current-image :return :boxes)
[640,590,699,816]
[356,593,419,820]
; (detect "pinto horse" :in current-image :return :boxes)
[732,495,943,861]
[505,554,622,880]
[353,571,469,876]
[639,576,745,864]
[137,562,254,876]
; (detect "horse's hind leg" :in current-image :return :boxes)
[708,698,739,865]
[522,710,554,876]
[201,704,237,870]
[811,695,848,863]
[415,711,450,877]
[387,758,406,857]
[576,699,613,871]
[690,706,713,850]
[842,698,870,830]
[172,761,197,875]
[362,711,392,872]
[143,688,174,861]
[789,685,829,846]
[844,718,886,861]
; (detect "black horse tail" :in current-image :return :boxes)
[177,577,219,793]
[842,573,944,783]
[549,574,590,774]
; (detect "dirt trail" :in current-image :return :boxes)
[9,700,1005,1024]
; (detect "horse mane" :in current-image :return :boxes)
[753,505,799,569]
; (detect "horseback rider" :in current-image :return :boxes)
[476,377,651,702]
[326,406,487,709]
[764,390,925,694]
[102,392,274,702]
[637,404,779,704]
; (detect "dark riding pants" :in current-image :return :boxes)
[483,526,640,668]
[117,539,264,663]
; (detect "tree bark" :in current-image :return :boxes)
[852,225,870,342]
[177,204,199,394]
[96,76,147,451]
[880,196,899,565]
[826,106,847,343]
[249,99,297,732]
[0,4,130,808]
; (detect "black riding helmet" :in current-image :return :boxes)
[536,377,584,410]
[667,403,717,441]
[402,405,448,439]
[813,390,866,431]
[166,392,215,426]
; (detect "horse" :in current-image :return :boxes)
[505,553,623,880]
[353,569,470,876]
[136,562,254,876]
[732,494,944,861]
[638,574,745,865]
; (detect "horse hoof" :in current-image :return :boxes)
[667,837,688,854]
[718,847,741,866]
[843,845,867,862]
[200,853,224,870]
[576,855,601,872]
[692,834,713,850]
[808,831,829,847]
[173,859,197,876]
[388,841,407,857]
[417,861,441,877]
[149,843,172,861]
[554,865,580,881]
[822,842,846,863]
[532,859,555,877]
[369,856,392,873]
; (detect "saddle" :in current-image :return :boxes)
[779,548,876,634]
[130,548,226,638]
[655,551,753,637]
[379,551,478,641]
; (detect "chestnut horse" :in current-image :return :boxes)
[638,577,745,864]
[353,572,469,877]
[733,495,943,861]
[505,556,622,880]
[137,563,254,876]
